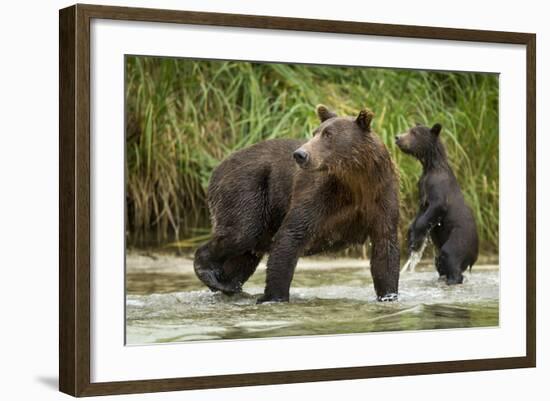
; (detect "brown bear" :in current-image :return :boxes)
[194,105,401,303]
[395,123,479,284]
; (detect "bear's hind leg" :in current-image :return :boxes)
[194,225,266,293]
[194,236,253,293]
[438,248,464,285]
[434,253,447,280]
[219,252,264,294]
[193,241,228,293]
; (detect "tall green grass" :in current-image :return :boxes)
[125,56,499,255]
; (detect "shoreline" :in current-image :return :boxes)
[126,251,499,274]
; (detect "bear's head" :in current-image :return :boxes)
[395,123,442,159]
[293,105,376,173]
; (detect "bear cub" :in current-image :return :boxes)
[194,105,401,303]
[395,123,478,284]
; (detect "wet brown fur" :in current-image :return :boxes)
[194,105,400,302]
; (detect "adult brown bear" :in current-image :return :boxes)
[194,105,400,303]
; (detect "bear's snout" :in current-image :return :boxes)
[395,134,407,149]
[293,149,310,166]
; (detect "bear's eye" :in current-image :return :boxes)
[322,129,333,139]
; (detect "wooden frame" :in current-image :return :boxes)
[59,3,536,397]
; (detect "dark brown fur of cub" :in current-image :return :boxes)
[396,123,479,284]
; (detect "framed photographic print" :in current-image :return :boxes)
[59,3,536,397]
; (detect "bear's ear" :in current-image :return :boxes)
[316,104,337,122]
[356,109,375,132]
[431,123,442,136]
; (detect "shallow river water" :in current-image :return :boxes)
[126,254,499,344]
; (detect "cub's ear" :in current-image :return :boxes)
[356,109,375,132]
[431,123,442,136]
[316,104,337,122]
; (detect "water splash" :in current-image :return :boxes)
[401,237,428,273]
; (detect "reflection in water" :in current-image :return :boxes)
[126,255,499,344]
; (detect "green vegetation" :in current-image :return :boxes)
[125,56,499,255]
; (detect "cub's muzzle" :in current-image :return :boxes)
[395,133,407,150]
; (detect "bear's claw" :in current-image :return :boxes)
[196,268,242,295]
[377,293,398,302]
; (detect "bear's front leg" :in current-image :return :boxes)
[409,193,447,252]
[257,212,312,304]
[406,222,420,252]
[370,228,400,302]
[409,205,444,252]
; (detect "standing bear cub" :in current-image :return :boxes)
[194,105,401,303]
[396,123,479,284]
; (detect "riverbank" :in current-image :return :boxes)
[126,251,499,275]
